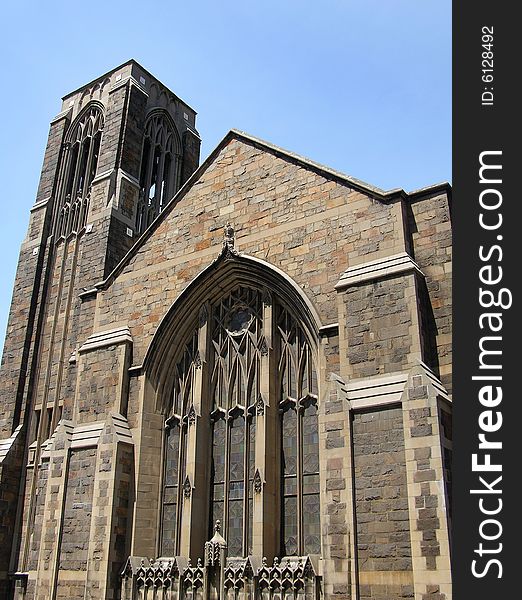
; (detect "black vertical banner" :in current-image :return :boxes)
[453,3,518,599]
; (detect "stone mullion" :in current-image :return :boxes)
[252,291,274,558]
[155,148,166,210]
[173,151,182,194]
[167,151,179,202]
[79,132,96,209]
[69,139,85,210]
[144,139,156,215]
[52,142,71,236]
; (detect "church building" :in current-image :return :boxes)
[0,61,452,600]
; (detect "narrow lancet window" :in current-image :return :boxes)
[209,287,263,556]
[278,306,320,555]
[56,104,103,240]
[160,331,198,555]
[136,112,180,234]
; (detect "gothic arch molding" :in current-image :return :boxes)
[65,100,105,144]
[140,249,323,560]
[143,252,323,398]
[144,108,182,155]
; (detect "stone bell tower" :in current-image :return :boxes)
[0,60,200,598]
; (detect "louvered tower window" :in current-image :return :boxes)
[55,104,103,239]
[136,112,181,234]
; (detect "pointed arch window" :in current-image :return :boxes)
[56,104,104,240]
[136,112,181,234]
[160,285,320,559]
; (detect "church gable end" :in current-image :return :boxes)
[0,64,452,600]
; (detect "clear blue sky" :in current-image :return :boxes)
[0,0,451,355]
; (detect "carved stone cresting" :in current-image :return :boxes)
[122,553,320,597]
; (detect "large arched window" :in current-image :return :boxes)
[56,104,104,240]
[136,112,181,234]
[159,284,320,559]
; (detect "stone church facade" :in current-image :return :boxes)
[0,61,452,600]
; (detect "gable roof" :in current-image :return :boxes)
[80,129,451,298]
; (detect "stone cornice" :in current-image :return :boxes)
[30,197,50,212]
[345,372,409,410]
[334,252,423,290]
[78,326,132,354]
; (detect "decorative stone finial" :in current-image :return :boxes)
[224,222,235,249]
[215,520,221,533]
[253,468,263,493]
[183,475,192,498]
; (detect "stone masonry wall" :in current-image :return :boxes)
[27,459,50,571]
[56,448,96,599]
[0,115,69,437]
[318,376,353,600]
[75,345,128,424]
[119,84,147,180]
[407,194,452,394]
[93,137,408,366]
[182,130,201,186]
[353,406,413,600]
[341,273,421,380]
[0,431,25,600]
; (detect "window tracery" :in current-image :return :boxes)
[160,286,320,559]
[210,287,263,557]
[56,104,104,240]
[136,112,180,234]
